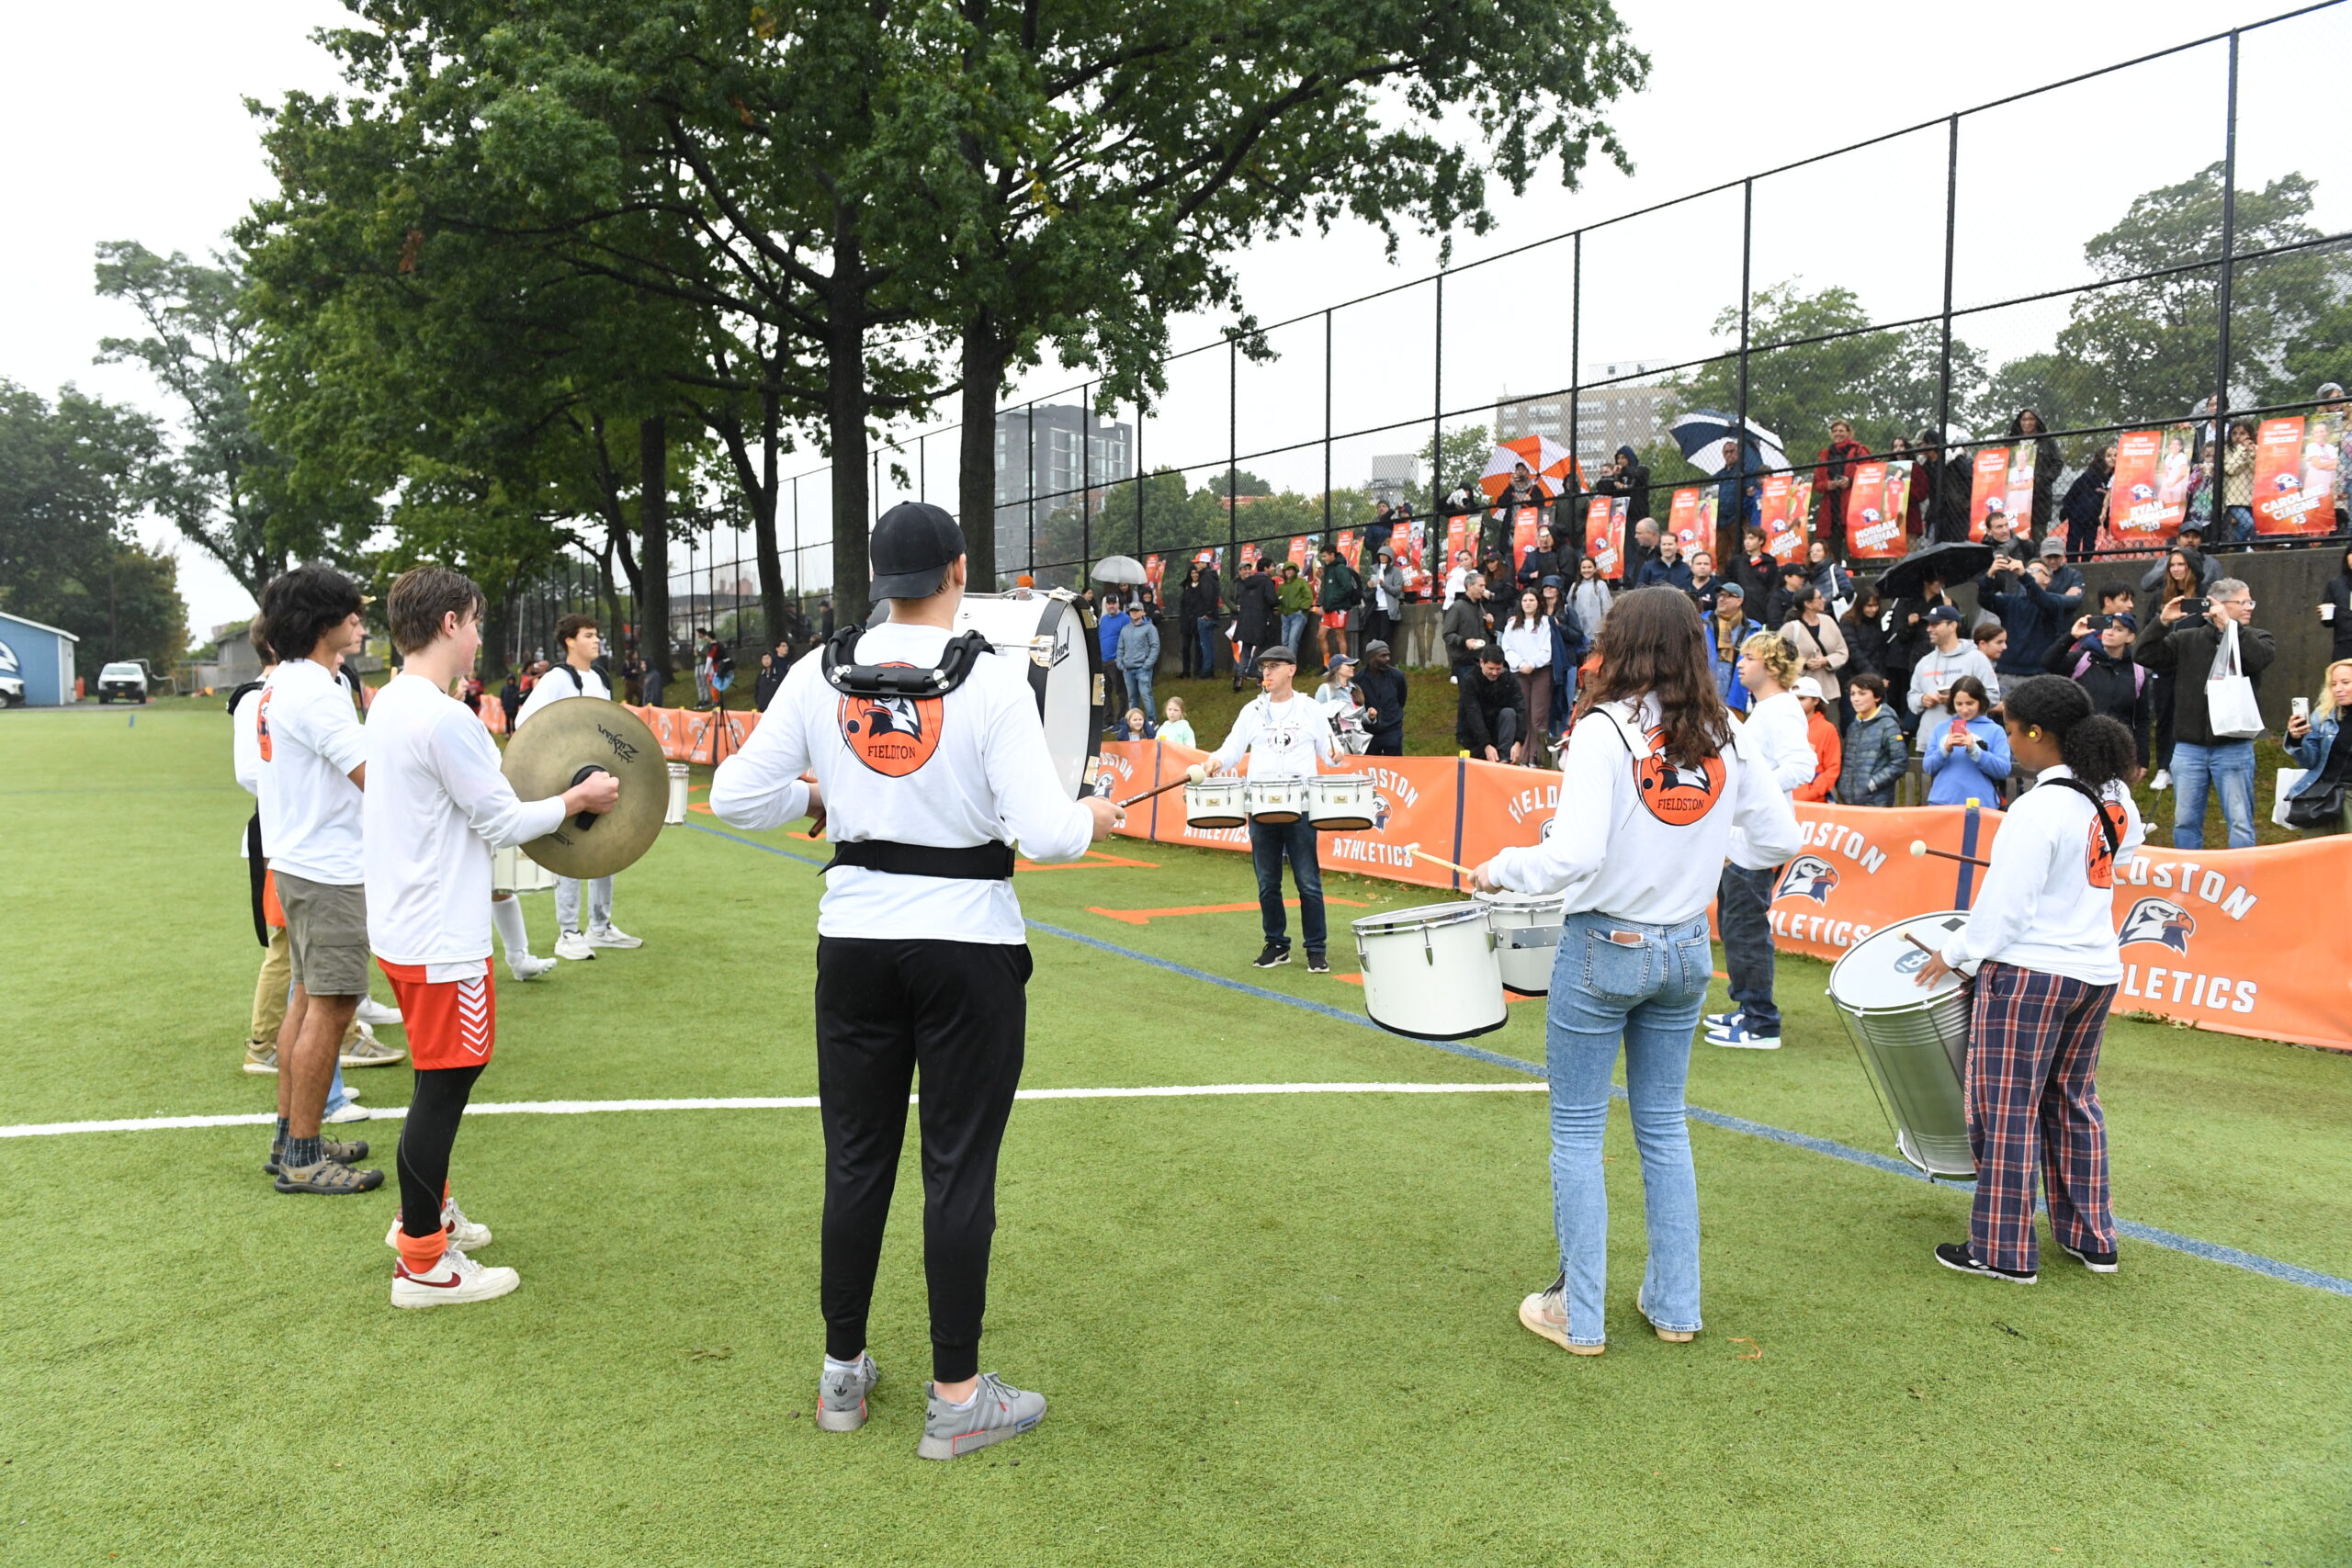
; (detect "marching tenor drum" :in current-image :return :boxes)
[1306,773,1378,831]
[491,844,558,895]
[1826,911,1977,1180]
[664,762,691,826]
[1183,777,1249,829]
[1476,889,1567,996]
[873,590,1102,799]
[1351,903,1507,1040]
[1244,778,1309,824]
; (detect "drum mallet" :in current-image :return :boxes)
[1115,762,1207,809]
[1402,841,1477,877]
[1908,839,1991,869]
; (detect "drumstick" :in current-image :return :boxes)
[1116,763,1207,808]
[1403,842,1476,877]
[1908,839,1992,869]
[1901,932,1940,960]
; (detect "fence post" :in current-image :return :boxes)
[1323,311,1333,543]
[1935,113,1960,450]
[1135,396,1145,560]
[1431,272,1444,520]
[1227,336,1238,571]
[1026,400,1037,581]
[1569,231,1582,505]
[2214,30,2241,446]
[1736,178,1752,497]
[1081,379,1092,582]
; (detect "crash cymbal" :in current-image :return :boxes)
[501,699,670,880]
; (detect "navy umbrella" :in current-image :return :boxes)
[1872,540,1994,601]
[1666,410,1789,476]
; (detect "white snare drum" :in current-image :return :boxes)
[870,590,1102,798]
[1307,773,1377,831]
[664,762,690,826]
[1183,778,1249,829]
[1826,911,1976,1180]
[1245,778,1309,823]
[1351,903,1507,1040]
[1476,890,1567,996]
[492,844,558,895]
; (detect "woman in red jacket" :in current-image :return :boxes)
[1815,420,1870,558]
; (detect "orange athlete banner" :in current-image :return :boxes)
[1336,529,1360,569]
[1758,474,1810,564]
[1585,495,1627,580]
[1510,506,1542,567]
[1968,447,2009,541]
[1667,488,1703,555]
[2251,414,2339,537]
[1443,516,1468,582]
[1846,460,1907,559]
[1287,536,1314,571]
[2003,440,2038,525]
[1101,743,2352,1054]
[1144,554,1166,601]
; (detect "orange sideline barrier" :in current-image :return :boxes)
[1102,740,2352,1054]
[481,702,759,762]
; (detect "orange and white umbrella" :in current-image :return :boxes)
[1478,435,1579,502]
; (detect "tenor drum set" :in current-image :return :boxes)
[1347,890,1569,1041]
[1181,773,1384,833]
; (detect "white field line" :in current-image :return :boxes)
[0,1081,1545,1141]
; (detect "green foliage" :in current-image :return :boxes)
[0,381,187,673]
[1419,423,1493,500]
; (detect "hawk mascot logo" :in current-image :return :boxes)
[838,668,944,777]
[1775,854,1840,904]
[2119,897,2196,954]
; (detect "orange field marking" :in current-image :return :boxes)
[1086,897,1366,925]
[1020,848,1162,872]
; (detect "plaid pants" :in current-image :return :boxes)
[1964,962,2120,1273]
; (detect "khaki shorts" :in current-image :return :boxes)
[274,872,372,998]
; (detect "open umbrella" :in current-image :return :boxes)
[1478,435,1579,502]
[1871,539,1993,601]
[1666,410,1789,476]
[1090,554,1149,586]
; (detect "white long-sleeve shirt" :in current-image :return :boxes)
[1498,619,1552,673]
[708,619,1093,943]
[363,672,569,970]
[1207,692,1337,781]
[514,661,610,729]
[1939,764,2143,986]
[1483,696,1803,926]
[1740,691,1816,792]
[232,681,266,858]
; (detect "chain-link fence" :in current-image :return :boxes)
[514,1,2352,676]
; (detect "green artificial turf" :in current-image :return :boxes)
[3,707,2350,1567]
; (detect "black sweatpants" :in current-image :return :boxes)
[397,1064,485,1236]
[814,936,1033,1382]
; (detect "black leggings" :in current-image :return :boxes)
[397,1064,485,1236]
[814,937,1032,1382]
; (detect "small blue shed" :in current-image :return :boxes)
[0,610,81,705]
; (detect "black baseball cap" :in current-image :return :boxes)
[869,502,966,599]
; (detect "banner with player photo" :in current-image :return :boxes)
[1584,495,1627,580]
[1845,460,1909,559]
[2109,424,2195,546]
[1758,474,1813,564]
[2251,414,2340,537]
[1967,446,2009,542]
[1336,529,1360,569]
[1667,488,1703,555]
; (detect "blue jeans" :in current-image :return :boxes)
[1716,863,1781,1033]
[2169,739,2256,850]
[1121,664,1155,724]
[2225,505,2255,544]
[1195,617,1219,675]
[1544,909,1714,1346]
[1247,814,1325,951]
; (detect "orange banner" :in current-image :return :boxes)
[1443,517,1468,581]
[1667,488,1703,555]
[1510,506,1541,566]
[1846,460,1906,559]
[2109,425,2193,546]
[2251,414,2338,537]
[1336,529,1360,570]
[1102,743,2352,1054]
[1584,496,1627,580]
[1967,447,2009,542]
[1758,474,1811,564]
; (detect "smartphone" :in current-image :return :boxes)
[2086,615,2112,631]
[2178,597,2211,616]
[2293,696,2312,722]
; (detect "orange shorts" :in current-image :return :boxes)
[376,958,497,1070]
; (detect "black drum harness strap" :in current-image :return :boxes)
[817,624,1016,881]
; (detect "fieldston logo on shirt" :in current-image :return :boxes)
[1632,727,1724,826]
[2086,801,2130,888]
[2120,897,2197,954]
[1775,854,1840,904]
[838,669,943,777]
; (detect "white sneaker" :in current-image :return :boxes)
[355,996,404,1028]
[554,931,596,961]
[2151,769,2171,791]
[386,1199,493,1254]
[325,1099,369,1124]
[507,953,559,981]
[390,1247,518,1308]
[587,925,642,950]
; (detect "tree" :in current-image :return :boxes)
[1419,424,1493,501]
[925,0,1649,586]
[0,382,187,675]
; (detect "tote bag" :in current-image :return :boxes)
[2206,620,2265,739]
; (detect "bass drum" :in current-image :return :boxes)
[869,590,1103,799]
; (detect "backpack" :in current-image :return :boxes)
[712,643,736,678]
[2070,649,2145,697]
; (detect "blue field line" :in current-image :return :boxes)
[693,822,2352,1299]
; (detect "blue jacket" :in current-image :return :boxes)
[1921,714,2012,807]
[1636,558,1693,592]
[1099,613,1126,663]
[1115,614,1160,671]
[1976,566,2085,675]
[1718,449,1766,527]
[1704,615,1762,714]
[2284,710,2346,800]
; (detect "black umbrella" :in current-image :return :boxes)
[1871,540,1994,601]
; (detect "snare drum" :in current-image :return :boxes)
[1306,773,1377,831]
[1351,903,1508,1040]
[1826,911,1976,1179]
[663,762,690,827]
[492,844,558,895]
[869,590,1102,798]
[1245,778,1309,823]
[1476,890,1567,996]
[1183,777,1249,829]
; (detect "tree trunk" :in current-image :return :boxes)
[639,415,671,689]
[826,226,872,626]
[754,382,786,649]
[959,320,1011,591]
[596,532,624,641]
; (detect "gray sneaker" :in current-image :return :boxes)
[816,1353,881,1433]
[917,1372,1046,1461]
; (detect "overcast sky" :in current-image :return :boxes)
[6,0,2343,634]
